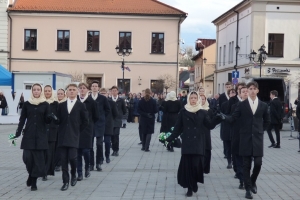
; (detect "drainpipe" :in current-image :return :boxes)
[7,12,12,72]
[176,16,182,96]
[234,11,239,71]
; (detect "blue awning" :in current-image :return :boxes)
[0,65,12,86]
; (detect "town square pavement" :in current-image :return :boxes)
[0,122,299,200]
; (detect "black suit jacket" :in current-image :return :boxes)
[219,93,228,109]
[57,100,89,148]
[111,97,126,128]
[227,99,270,157]
[93,94,111,137]
[105,99,118,136]
[269,98,283,124]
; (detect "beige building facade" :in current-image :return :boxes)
[7,0,187,93]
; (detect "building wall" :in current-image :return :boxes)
[0,0,8,69]
[9,13,180,93]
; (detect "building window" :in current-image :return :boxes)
[228,42,231,64]
[57,30,70,51]
[223,45,226,66]
[117,79,130,94]
[119,32,132,51]
[24,29,37,50]
[87,31,99,51]
[151,33,164,53]
[231,41,234,63]
[268,34,284,57]
[150,80,164,94]
[219,47,222,67]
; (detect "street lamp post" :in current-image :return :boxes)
[249,44,267,77]
[115,45,132,93]
[234,45,240,71]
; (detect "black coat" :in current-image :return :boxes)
[221,101,231,141]
[93,94,111,137]
[56,100,89,148]
[0,95,7,109]
[296,102,300,120]
[218,92,228,109]
[112,97,127,128]
[230,102,241,155]
[269,98,283,124]
[203,109,214,151]
[180,96,187,108]
[79,96,99,148]
[138,97,158,134]
[160,100,182,133]
[105,99,118,136]
[46,101,59,142]
[227,99,270,157]
[17,101,51,150]
[209,98,218,110]
[167,109,220,155]
[133,98,140,116]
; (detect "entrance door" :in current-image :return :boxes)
[86,77,102,88]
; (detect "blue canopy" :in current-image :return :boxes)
[0,65,12,86]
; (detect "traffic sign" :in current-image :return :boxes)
[232,71,239,78]
[232,78,238,85]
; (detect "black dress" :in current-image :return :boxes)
[166,109,220,192]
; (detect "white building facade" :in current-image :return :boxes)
[0,0,8,68]
[213,0,300,102]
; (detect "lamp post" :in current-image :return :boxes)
[234,45,240,71]
[249,44,267,77]
[115,45,132,93]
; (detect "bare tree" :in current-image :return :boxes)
[180,46,196,67]
[69,71,83,82]
[158,74,176,93]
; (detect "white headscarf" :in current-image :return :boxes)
[44,85,56,104]
[200,95,210,111]
[184,91,202,113]
[166,91,177,101]
[57,88,67,103]
[28,83,46,105]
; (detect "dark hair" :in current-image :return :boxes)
[144,88,151,101]
[78,82,89,88]
[91,80,99,86]
[111,86,118,91]
[246,81,259,89]
[44,85,52,90]
[32,83,42,91]
[227,89,236,96]
[236,82,246,90]
[270,90,278,97]
[239,86,247,94]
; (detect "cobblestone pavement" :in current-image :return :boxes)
[0,123,299,200]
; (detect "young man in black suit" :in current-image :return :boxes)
[56,84,88,191]
[267,90,283,148]
[110,86,127,156]
[90,81,111,171]
[225,81,270,199]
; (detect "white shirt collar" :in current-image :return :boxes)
[92,93,98,100]
[248,96,258,114]
[112,95,118,102]
[237,95,242,101]
[67,98,77,103]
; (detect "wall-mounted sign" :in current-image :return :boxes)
[266,68,290,74]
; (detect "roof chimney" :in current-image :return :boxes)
[9,0,14,7]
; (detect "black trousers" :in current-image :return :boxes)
[54,142,61,167]
[243,156,262,190]
[142,134,152,150]
[104,136,111,158]
[235,154,243,183]
[111,127,120,152]
[23,150,47,178]
[204,149,211,174]
[224,140,232,164]
[267,124,281,145]
[77,148,90,175]
[45,142,56,176]
[90,136,104,166]
[60,147,77,183]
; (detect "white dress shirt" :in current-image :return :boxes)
[67,98,77,114]
[248,96,258,115]
[112,96,118,102]
[92,93,98,100]
[237,95,242,102]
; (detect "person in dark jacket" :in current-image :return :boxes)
[77,82,99,179]
[180,91,188,108]
[14,83,53,191]
[231,85,248,190]
[0,91,8,115]
[221,89,238,169]
[110,86,127,156]
[100,88,118,164]
[160,91,181,152]
[224,81,270,199]
[166,91,221,197]
[267,90,283,148]
[90,81,110,171]
[56,83,89,191]
[127,93,134,123]
[138,88,158,152]
[42,85,59,181]
[209,94,219,110]
[296,101,300,153]
[157,94,164,122]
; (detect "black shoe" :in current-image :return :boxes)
[115,151,119,156]
[111,152,116,156]
[77,174,83,181]
[31,186,37,191]
[239,182,244,190]
[227,164,232,169]
[234,174,238,179]
[268,143,276,148]
[274,145,281,148]
[186,188,193,197]
[71,176,77,186]
[26,176,31,187]
[85,169,91,177]
[61,183,69,191]
[42,176,47,181]
[90,165,94,171]
[96,164,102,171]
[122,124,126,128]
[55,166,61,172]
[224,156,227,159]
[141,147,145,151]
[106,157,110,163]
[251,183,257,194]
[99,160,104,165]
[298,150,300,152]
[245,190,253,199]
[145,149,150,152]
[138,142,142,145]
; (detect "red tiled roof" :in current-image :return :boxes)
[9,0,187,16]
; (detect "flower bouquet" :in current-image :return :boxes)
[158,127,181,148]
[8,134,17,147]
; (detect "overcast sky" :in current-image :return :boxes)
[159,0,241,47]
